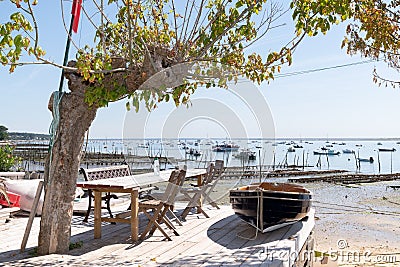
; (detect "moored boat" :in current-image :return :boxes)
[378,148,396,152]
[233,149,256,161]
[287,146,295,152]
[358,157,374,163]
[229,182,312,232]
[212,143,240,152]
[313,149,340,155]
[186,148,202,157]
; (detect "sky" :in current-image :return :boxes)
[1,1,399,140]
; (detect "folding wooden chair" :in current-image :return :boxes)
[201,159,225,209]
[144,165,187,226]
[180,160,225,220]
[139,169,186,241]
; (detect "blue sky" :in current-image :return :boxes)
[1,1,399,139]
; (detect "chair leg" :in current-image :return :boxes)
[139,205,179,241]
[197,207,210,218]
[141,210,172,241]
[149,210,164,235]
[181,192,209,220]
[204,194,220,209]
[140,206,174,241]
[180,207,192,220]
[149,206,179,236]
[167,208,183,226]
[162,208,180,235]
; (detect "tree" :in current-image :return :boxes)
[0,125,9,140]
[1,0,312,255]
[0,145,20,171]
[291,0,400,87]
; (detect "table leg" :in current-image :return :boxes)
[131,189,139,241]
[94,191,102,238]
[197,174,203,213]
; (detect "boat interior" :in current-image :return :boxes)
[236,182,311,194]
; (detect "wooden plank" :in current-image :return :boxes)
[69,215,146,258]
[157,213,239,265]
[1,205,315,267]
[69,212,151,261]
[90,207,226,265]
[20,180,43,252]
[195,209,315,267]
[126,208,232,266]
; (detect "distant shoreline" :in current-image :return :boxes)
[71,137,400,141]
[5,131,400,141]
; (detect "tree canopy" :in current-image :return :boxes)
[0,125,9,140]
[292,0,400,87]
[1,0,308,112]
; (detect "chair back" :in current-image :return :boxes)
[214,160,225,176]
[81,165,131,181]
[162,169,186,205]
[203,163,215,185]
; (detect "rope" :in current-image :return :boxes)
[313,200,400,216]
[47,91,64,185]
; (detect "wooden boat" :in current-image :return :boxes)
[3,179,44,215]
[342,149,355,154]
[229,182,312,232]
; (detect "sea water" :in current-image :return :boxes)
[83,138,400,175]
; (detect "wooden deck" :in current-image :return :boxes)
[0,203,314,266]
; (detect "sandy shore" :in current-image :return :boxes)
[209,177,400,266]
[308,181,400,266]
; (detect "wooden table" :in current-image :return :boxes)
[76,168,206,241]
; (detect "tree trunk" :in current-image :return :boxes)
[38,75,97,255]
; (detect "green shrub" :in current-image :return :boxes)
[0,145,21,171]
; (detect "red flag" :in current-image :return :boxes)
[71,0,83,33]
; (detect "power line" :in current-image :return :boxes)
[232,59,378,84]
[275,59,377,78]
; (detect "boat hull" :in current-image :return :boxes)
[229,182,312,232]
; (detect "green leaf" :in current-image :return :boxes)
[133,98,139,113]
